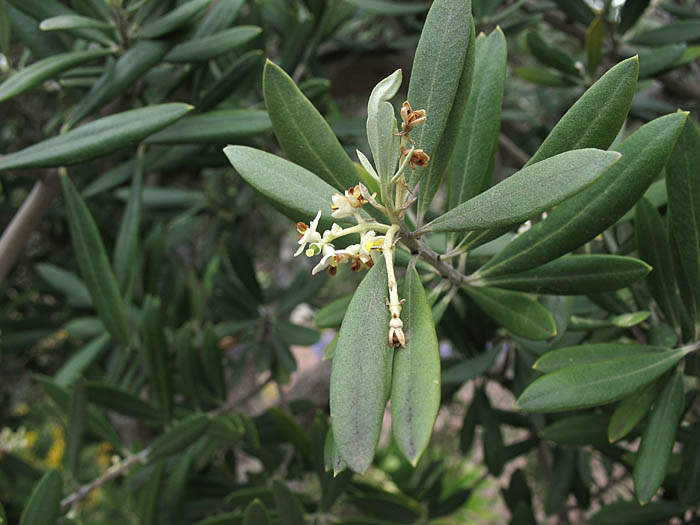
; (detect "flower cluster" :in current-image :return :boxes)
[295,210,384,277]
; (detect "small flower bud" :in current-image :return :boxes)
[388,317,406,348]
[408,149,430,169]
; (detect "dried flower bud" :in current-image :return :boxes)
[408,149,430,169]
[400,101,427,133]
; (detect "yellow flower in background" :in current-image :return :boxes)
[46,424,65,468]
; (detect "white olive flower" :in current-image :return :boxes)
[295,210,323,257]
[359,230,384,264]
[331,185,367,219]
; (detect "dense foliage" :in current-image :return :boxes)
[1,0,700,523]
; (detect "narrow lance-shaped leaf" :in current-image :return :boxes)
[463,285,557,340]
[0,48,113,103]
[345,0,429,15]
[366,69,402,185]
[243,500,270,525]
[199,50,262,112]
[330,258,392,474]
[39,14,114,31]
[527,56,638,167]
[416,15,475,218]
[164,26,262,62]
[634,369,684,504]
[224,145,344,226]
[142,296,173,423]
[146,110,271,144]
[516,346,686,412]
[680,419,700,505]
[0,0,10,54]
[533,343,676,374]
[113,147,144,292]
[618,0,650,33]
[19,470,62,525]
[666,118,700,316]
[0,104,192,171]
[271,480,305,525]
[608,380,661,443]
[636,197,685,329]
[479,112,687,278]
[61,174,129,346]
[148,413,210,462]
[137,0,210,38]
[406,0,472,193]
[423,149,620,234]
[448,28,506,211]
[65,378,86,477]
[68,40,173,127]
[630,20,700,45]
[526,30,579,76]
[391,265,440,465]
[586,15,605,75]
[477,255,651,295]
[264,60,359,191]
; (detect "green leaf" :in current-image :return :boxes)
[35,263,91,307]
[515,66,572,87]
[84,381,160,420]
[164,26,261,62]
[448,28,504,210]
[19,470,62,525]
[442,344,500,385]
[149,413,210,462]
[424,149,620,234]
[569,311,650,331]
[590,500,685,525]
[463,286,556,340]
[0,49,112,103]
[54,333,111,386]
[618,0,650,33]
[586,15,605,75]
[199,49,262,112]
[65,378,86,477]
[40,13,113,31]
[137,0,209,38]
[552,0,593,25]
[415,16,475,218]
[223,145,342,225]
[636,197,685,328]
[476,388,505,475]
[638,44,686,77]
[542,413,609,445]
[406,0,473,204]
[666,118,700,316]
[526,30,579,76]
[242,500,270,525]
[344,0,429,15]
[138,462,164,525]
[630,20,700,45]
[391,265,440,465]
[478,255,651,294]
[145,110,271,144]
[263,60,359,191]
[459,397,478,454]
[113,149,143,292]
[516,346,685,412]
[60,174,129,346]
[527,56,638,166]
[479,112,687,278]
[192,0,244,37]
[323,426,347,475]
[366,69,402,185]
[634,369,684,504]
[68,40,172,127]
[277,321,320,346]
[267,406,312,461]
[271,480,305,525]
[1,104,192,171]
[142,296,173,422]
[330,258,392,474]
[608,380,661,443]
[545,449,575,515]
[315,294,352,329]
[533,343,675,373]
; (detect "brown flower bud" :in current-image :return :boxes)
[400,101,427,133]
[408,149,430,169]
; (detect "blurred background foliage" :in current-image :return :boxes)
[1,0,700,523]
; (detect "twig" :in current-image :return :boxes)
[60,375,273,512]
[399,224,467,287]
[0,173,60,284]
